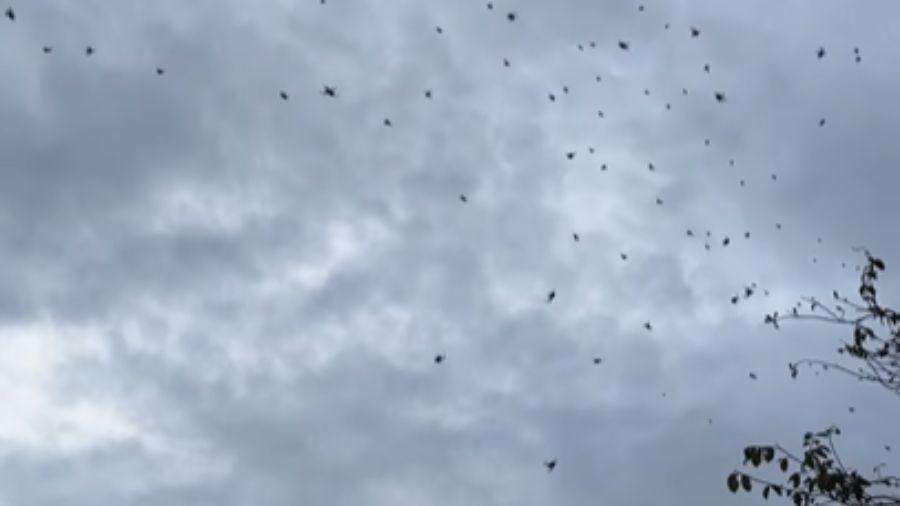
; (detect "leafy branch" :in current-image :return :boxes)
[765,250,900,396]
[727,251,900,504]
[727,426,900,505]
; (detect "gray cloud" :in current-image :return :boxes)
[0,0,899,504]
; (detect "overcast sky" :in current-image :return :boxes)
[1,1,899,504]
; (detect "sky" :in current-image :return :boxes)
[0,0,899,504]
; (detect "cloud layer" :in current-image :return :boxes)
[0,1,899,504]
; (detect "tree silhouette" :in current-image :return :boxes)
[728,251,900,504]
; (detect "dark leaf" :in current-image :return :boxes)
[727,473,740,493]
[741,474,752,492]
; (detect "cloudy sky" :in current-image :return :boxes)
[1,0,899,504]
